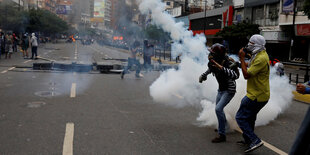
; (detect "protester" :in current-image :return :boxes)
[4,33,13,59]
[143,40,153,72]
[235,34,270,153]
[30,33,38,59]
[199,43,239,143]
[274,62,284,76]
[121,41,143,79]
[0,32,4,59]
[289,83,310,154]
[21,33,29,58]
[12,33,18,52]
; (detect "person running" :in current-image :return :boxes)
[236,34,270,153]
[30,33,38,59]
[199,43,239,143]
[121,41,143,79]
[143,40,153,72]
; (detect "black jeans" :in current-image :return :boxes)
[290,107,310,155]
[31,46,37,59]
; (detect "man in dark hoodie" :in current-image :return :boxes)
[199,43,239,143]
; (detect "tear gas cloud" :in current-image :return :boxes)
[138,0,294,129]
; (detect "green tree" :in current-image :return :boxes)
[304,0,310,18]
[0,2,28,32]
[216,22,260,53]
[144,25,170,46]
[27,9,68,35]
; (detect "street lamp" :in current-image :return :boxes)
[289,0,298,61]
[203,0,207,35]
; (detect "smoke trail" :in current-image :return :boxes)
[139,0,294,129]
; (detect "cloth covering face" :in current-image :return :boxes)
[248,35,266,67]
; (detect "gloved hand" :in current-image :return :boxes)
[199,75,207,83]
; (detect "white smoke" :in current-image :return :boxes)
[139,0,294,129]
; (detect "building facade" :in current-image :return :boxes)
[279,0,310,62]
[188,5,234,46]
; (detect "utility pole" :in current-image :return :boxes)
[289,0,297,61]
[203,0,207,35]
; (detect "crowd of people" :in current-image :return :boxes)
[0,32,39,60]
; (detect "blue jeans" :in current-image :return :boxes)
[235,96,268,144]
[124,58,141,75]
[215,90,235,135]
[290,107,310,155]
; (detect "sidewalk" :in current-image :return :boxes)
[284,62,310,104]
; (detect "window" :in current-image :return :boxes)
[297,0,305,12]
[268,3,279,20]
[166,2,171,6]
[253,6,264,20]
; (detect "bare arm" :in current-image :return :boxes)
[239,48,251,79]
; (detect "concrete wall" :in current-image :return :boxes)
[279,13,310,25]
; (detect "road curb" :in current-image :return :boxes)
[293,91,310,104]
[152,57,179,65]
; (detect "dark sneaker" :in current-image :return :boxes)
[121,71,125,79]
[244,140,263,153]
[211,134,226,143]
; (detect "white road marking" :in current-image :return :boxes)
[8,67,15,71]
[172,93,184,99]
[74,42,78,60]
[62,123,74,155]
[24,60,32,63]
[1,67,15,74]
[90,46,112,58]
[1,70,7,74]
[235,128,287,155]
[70,83,76,98]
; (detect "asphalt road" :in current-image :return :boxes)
[0,41,308,155]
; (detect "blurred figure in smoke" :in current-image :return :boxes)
[199,43,239,143]
[290,82,310,154]
[0,32,4,59]
[143,40,153,72]
[30,33,38,60]
[4,33,13,59]
[12,33,19,52]
[236,34,270,153]
[121,41,143,79]
[274,62,284,76]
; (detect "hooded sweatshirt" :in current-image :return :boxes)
[31,33,38,47]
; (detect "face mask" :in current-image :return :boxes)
[245,43,255,53]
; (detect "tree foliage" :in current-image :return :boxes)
[304,0,310,19]
[144,25,170,45]
[216,22,260,53]
[27,9,68,35]
[0,2,68,35]
[0,2,28,32]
